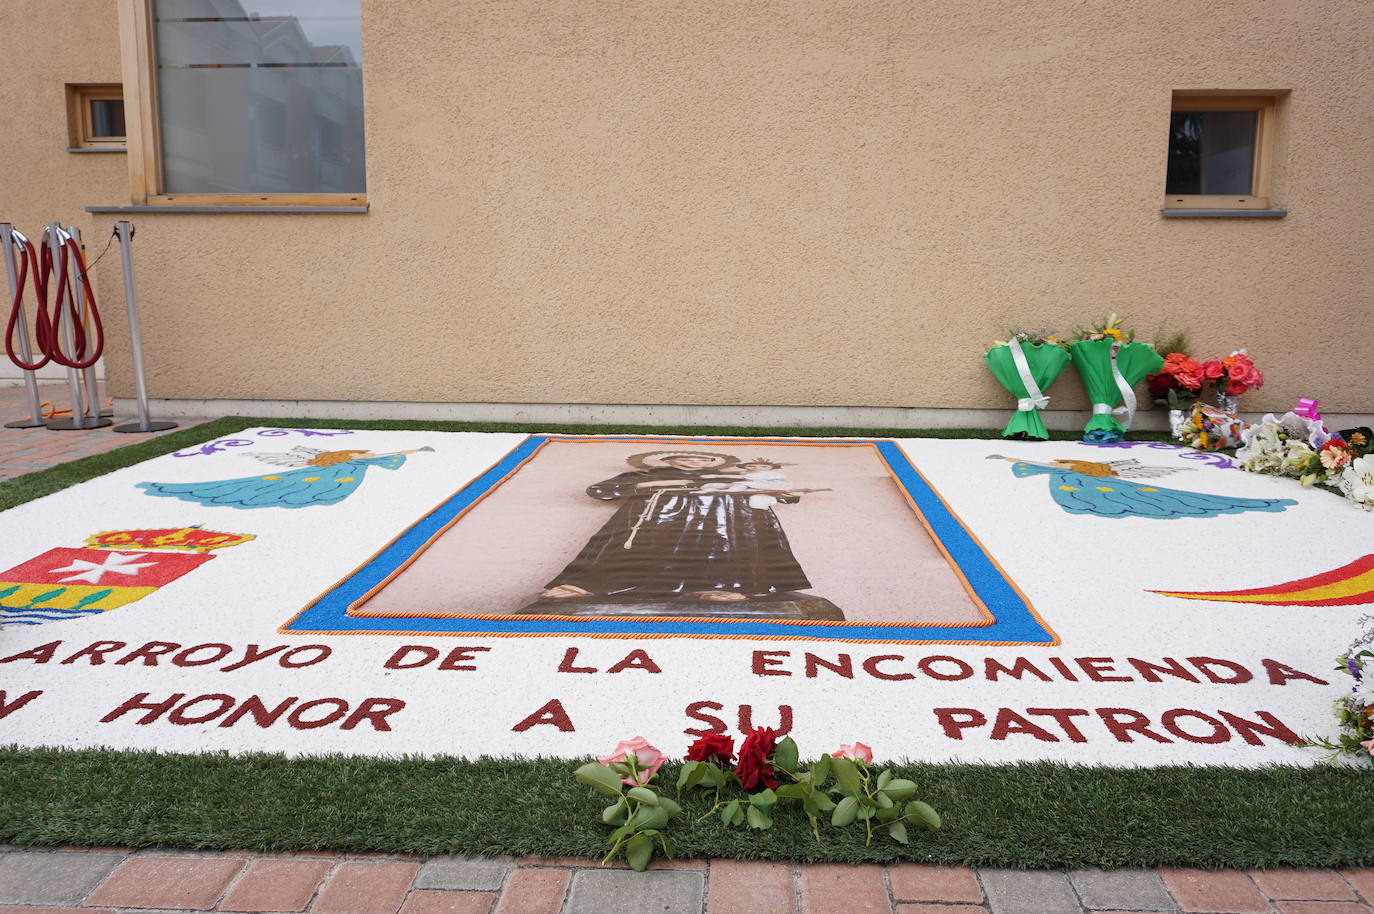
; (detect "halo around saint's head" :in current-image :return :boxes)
[627,450,739,469]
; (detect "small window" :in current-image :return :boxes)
[1164,93,1279,210]
[66,84,127,150]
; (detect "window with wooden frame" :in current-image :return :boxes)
[117,0,367,207]
[1164,92,1279,211]
[67,85,127,151]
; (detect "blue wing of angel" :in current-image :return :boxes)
[1011,461,1297,519]
[137,454,407,510]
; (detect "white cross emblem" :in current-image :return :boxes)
[50,551,158,584]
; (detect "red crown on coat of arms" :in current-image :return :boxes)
[85,526,255,554]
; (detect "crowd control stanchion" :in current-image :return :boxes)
[1,223,46,428]
[43,222,92,429]
[68,225,112,420]
[112,221,176,433]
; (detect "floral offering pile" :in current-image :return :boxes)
[1236,405,1374,510]
[574,733,941,870]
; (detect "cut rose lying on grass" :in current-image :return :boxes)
[576,732,941,870]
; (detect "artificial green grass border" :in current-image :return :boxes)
[1,749,1367,868]
[2,417,1360,868]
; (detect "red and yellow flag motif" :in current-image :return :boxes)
[0,547,212,624]
[1151,554,1374,607]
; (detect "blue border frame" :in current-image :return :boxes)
[282,437,1056,644]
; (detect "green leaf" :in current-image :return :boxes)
[574,763,624,798]
[877,769,893,789]
[657,796,682,818]
[905,800,942,830]
[775,784,806,799]
[749,788,777,808]
[627,786,659,806]
[810,754,832,784]
[876,805,901,823]
[721,800,741,828]
[746,804,773,830]
[626,833,653,872]
[631,806,671,831]
[658,834,675,859]
[676,760,701,791]
[607,824,633,845]
[601,799,627,824]
[832,757,861,794]
[812,792,836,812]
[874,791,894,809]
[803,794,819,817]
[831,795,860,827]
[883,779,918,801]
[772,737,799,772]
[888,821,909,844]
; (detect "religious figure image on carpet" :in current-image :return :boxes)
[341,437,998,629]
[531,450,841,619]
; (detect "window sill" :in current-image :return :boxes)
[85,204,369,214]
[1160,208,1286,219]
[68,146,126,154]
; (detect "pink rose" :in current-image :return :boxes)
[1362,738,1374,756]
[599,736,667,786]
[1201,360,1224,381]
[832,742,875,764]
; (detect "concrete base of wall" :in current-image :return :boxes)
[114,397,1374,432]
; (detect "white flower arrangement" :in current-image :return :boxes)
[1338,456,1374,511]
[1238,411,1373,510]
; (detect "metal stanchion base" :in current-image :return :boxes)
[4,418,48,429]
[46,417,114,430]
[113,419,178,433]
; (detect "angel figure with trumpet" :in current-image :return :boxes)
[137,445,434,509]
[989,454,1296,519]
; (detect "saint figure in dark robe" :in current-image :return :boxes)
[540,451,813,602]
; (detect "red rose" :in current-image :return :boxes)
[1146,372,1173,399]
[685,734,735,765]
[1201,359,1224,381]
[735,726,779,791]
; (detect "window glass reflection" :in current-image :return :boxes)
[154,0,366,194]
[1166,110,1257,196]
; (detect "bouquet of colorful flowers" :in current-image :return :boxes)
[1202,349,1265,399]
[1303,615,1374,763]
[1069,314,1164,443]
[1235,399,1374,510]
[983,330,1071,440]
[1174,402,1249,451]
[1147,352,1205,411]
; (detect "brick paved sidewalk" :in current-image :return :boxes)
[0,847,1371,914]
[0,383,202,480]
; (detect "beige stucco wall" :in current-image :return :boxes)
[10,0,1374,413]
[0,1,126,380]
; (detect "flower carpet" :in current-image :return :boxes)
[1,423,1365,771]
